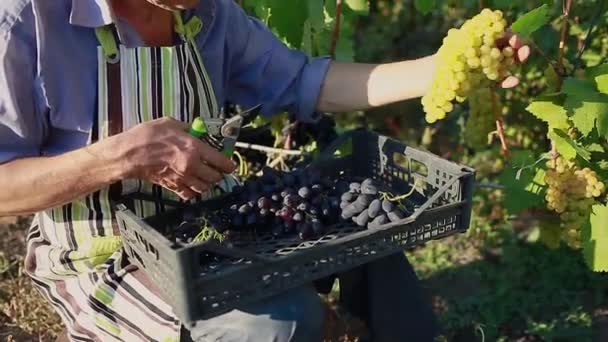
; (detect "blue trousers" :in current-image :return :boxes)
[185,253,439,342]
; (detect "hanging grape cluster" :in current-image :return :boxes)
[543,157,606,248]
[464,88,501,149]
[422,8,516,123]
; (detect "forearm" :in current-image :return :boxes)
[0,137,126,216]
[316,54,436,113]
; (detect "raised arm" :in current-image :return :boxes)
[316,55,437,113]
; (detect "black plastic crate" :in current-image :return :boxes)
[115,129,475,327]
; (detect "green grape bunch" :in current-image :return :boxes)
[464,88,503,149]
[543,157,606,249]
[422,9,517,123]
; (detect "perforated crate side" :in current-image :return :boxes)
[115,206,197,324]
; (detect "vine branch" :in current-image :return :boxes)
[572,0,606,73]
[329,0,344,58]
[491,88,509,157]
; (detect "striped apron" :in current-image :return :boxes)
[24,13,233,342]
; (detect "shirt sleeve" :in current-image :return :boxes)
[222,0,332,123]
[0,4,45,164]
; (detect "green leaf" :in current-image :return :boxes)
[511,4,552,38]
[526,95,569,130]
[414,0,435,15]
[583,204,608,272]
[586,143,605,153]
[306,0,325,31]
[550,129,590,161]
[588,64,608,94]
[544,65,560,92]
[267,0,309,48]
[345,0,369,15]
[565,91,608,138]
[499,151,547,214]
[562,78,598,97]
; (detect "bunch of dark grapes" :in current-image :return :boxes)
[222,167,342,240]
[339,178,412,229]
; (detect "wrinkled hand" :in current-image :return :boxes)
[116,117,236,200]
[496,32,531,88]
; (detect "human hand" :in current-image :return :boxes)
[114,117,236,200]
[496,32,531,88]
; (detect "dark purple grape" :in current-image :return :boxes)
[341,192,354,202]
[387,210,404,222]
[246,213,257,225]
[282,174,296,186]
[284,220,296,233]
[382,199,394,213]
[232,214,244,227]
[361,184,378,196]
[278,207,294,221]
[349,182,361,193]
[309,206,319,216]
[311,196,323,206]
[298,187,311,199]
[238,203,252,214]
[329,197,340,208]
[272,225,284,237]
[262,185,276,194]
[369,214,388,229]
[259,208,270,217]
[246,180,260,192]
[311,219,324,235]
[293,211,304,222]
[230,204,238,212]
[280,188,295,198]
[283,194,302,208]
[271,193,281,202]
[355,210,370,227]
[297,223,313,240]
[349,195,371,212]
[257,196,271,209]
[336,181,350,194]
[297,202,309,212]
[321,204,331,217]
[368,199,381,218]
[341,206,358,220]
[311,184,323,193]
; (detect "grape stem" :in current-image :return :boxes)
[235,142,303,156]
[329,0,343,58]
[490,88,510,157]
[557,0,574,85]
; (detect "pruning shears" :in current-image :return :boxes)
[189,104,262,157]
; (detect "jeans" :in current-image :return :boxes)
[184,253,439,342]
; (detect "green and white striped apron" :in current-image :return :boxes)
[25,13,233,342]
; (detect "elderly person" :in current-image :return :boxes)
[0,0,529,341]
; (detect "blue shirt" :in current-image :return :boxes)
[0,0,331,163]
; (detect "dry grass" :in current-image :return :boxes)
[0,216,63,342]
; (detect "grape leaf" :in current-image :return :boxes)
[511,4,552,38]
[526,95,569,130]
[544,65,560,92]
[565,91,608,138]
[550,129,590,161]
[267,0,308,48]
[345,0,369,15]
[306,0,325,31]
[499,151,547,214]
[586,143,605,153]
[589,63,608,94]
[583,204,608,272]
[414,0,435,15]
[562,78,598,97]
